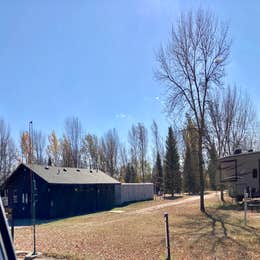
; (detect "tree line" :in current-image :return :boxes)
[0,9,259,211]
[0,95,258,198]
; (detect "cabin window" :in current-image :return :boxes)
[13,190,18,204]
[22,193,28,204]
[252,169,257,178]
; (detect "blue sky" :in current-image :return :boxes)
[0,0,259,149]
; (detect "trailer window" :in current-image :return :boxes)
[252,169,257,178]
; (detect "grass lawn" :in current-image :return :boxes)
[14,193,260,259]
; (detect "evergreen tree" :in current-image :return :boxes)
[154,152,163,193]
[183,118,200,194]
[164,127,181,196]
[130,164,137,183]
[207,144,218,190]
[124,163,131,183]
[144,160,152,182]
[183,143,194,194]
[124,163,137,183]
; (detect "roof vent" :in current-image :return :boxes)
[45,166,49,170]
[234,149,242,154]
[76,169,80,172]
[63,168,67,172]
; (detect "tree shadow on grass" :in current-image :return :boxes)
[12,218,61,227]
[162,194,183,200]
[216,202,243,211]
[202,210,260,256]
[172,209,260,258]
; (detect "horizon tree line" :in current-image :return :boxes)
[0,9,260,207]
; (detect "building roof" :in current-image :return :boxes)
[25,164,120,185]
[218,150,260,161]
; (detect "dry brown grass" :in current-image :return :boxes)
[14,193,260,259]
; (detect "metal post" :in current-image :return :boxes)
[11,212,14,241]
[164,212,171,260]
[29,121,37,256]
[32,175,36,255]
[244,190,248,225]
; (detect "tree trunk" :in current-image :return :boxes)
[198,133,205,212]
[220,186,225,202]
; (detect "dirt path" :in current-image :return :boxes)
[128,192,218,215]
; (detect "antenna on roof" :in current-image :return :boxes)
[28,121,34,164]
[29,120,37,255]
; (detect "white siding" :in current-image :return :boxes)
[115,183,154,205]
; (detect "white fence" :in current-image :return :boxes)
[115,183,154,205]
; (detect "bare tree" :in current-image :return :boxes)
[0,119,17,183]
[208,85,257,157]
[119,143,128,168]
[101,128,119,177]
[81,133,99,168]
[128,124,139,179]
[118,142,129,181]
[33,129,46,165]
[151,120,164,161]
[156,9,231,212]
[64,117,82,167]
[137,122,148,182]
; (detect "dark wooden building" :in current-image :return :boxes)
[1,163,120,219]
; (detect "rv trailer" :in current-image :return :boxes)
[218,150,260,201]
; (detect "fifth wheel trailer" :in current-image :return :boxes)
[218,150,260,200]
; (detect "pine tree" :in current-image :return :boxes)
[130,164,137,183]
[183,118,200,194]
[154,152,163,193]
[164,127,181,196]
[207,144,218,190]
[124,163,137,183]
[183,143,194,194]
[125,163,132,183]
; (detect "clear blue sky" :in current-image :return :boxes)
[0,0,259,148]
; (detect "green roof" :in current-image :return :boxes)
[25,164,120,185]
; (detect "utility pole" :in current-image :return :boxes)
[29,121,37,256]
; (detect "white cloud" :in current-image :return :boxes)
[115,113,127,119]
